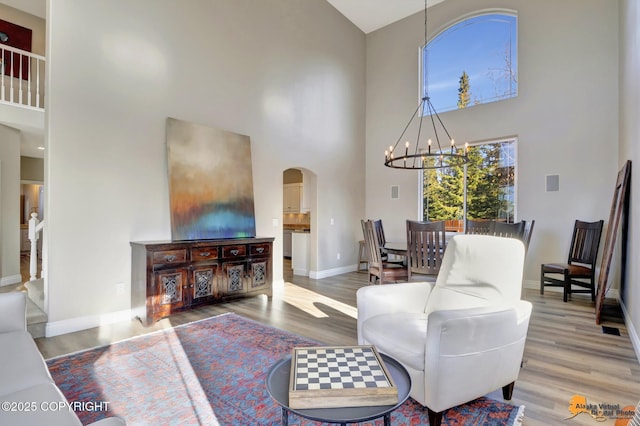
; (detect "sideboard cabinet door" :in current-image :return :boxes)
[222,261,247,295]
[153,268,189,320]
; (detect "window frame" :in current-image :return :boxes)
[419,9,519,114]
[419,137,519,227]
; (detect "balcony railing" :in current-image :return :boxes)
[0,44,45,110]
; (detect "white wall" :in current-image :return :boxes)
[619,0,640,357]
[45,0,365,332]
[0,125,21,285]
[365,0,619,283]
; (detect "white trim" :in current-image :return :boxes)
[45,308,132,337]
[310,264,357,279]
[620,298,640,363]
[292,268,309,277]
[0,274,23,286]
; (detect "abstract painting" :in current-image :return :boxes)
[166,117,256,240]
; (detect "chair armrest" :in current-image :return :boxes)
[424,300,533,412]
[0,292,27,333]
[356,282,433,344]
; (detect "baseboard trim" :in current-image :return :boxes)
[0,274,23,286]
[619,299,640,363]
[310,264,357,279]
[292,268,309,277]
[45,308,132,338]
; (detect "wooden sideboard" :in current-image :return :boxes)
[131,237,274,326]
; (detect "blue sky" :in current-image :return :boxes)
[423,14,517,113]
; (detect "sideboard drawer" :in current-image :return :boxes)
[191,246,219,262]
[222,245,247,259]
[152,249,187,265]
[250,243,271,257]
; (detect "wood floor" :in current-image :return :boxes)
[32,260,640,425]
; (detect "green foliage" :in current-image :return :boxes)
[457,71,471,109]
[423,142,515,222]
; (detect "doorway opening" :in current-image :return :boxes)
[282,167,317,279]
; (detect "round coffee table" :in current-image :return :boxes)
[266,352,411,426]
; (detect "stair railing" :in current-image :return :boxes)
[28,212,44,281]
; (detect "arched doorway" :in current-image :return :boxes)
[282,167,317,279]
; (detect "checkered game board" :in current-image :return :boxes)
[292,346,393,391]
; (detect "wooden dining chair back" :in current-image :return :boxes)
[362,220,407,284]
[493,221,526,239]
[373,219,387,247]
[465,219,495,235]
[406,220,446,281]
[521,220,535,252]
[540,219,604,302]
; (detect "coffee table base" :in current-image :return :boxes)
[280,407,391,426]
[266,352,411,426]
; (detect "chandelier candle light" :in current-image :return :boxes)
[383,0,469,170]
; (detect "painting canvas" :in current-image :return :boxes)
[166,117,256,240]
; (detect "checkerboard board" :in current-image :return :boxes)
[288,345,398,409]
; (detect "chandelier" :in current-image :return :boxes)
[383,0,468,170]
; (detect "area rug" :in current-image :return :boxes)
[46,313,524,425]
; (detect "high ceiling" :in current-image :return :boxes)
[326,0,445,34]
[0,0,444,34]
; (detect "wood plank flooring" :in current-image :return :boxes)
[33,261,640,425]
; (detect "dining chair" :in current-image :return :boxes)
[406,220,446,281]
[368,219,404,264]
[540,219,604,302]
[521,220,535,253]
[465,219,495,235]
[362,220,408,284]
[493,221,526,239]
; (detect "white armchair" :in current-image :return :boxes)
[357,234,532,426]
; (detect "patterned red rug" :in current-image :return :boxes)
[46,313,524,425]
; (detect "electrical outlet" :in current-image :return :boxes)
[116,282,125,295]
[337,253,341,260]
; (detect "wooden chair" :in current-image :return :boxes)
[362,220,407,284]
[521,220,535,252]
[465,219,495,235]
[540,219,604,302]
[406,220,446,281]
[493,221,525,239]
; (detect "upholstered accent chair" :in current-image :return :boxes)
[357,235,532,426]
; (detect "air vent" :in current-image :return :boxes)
[545,174,560,192]
[391,185,399,199]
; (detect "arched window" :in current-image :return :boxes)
[423,12,517,113]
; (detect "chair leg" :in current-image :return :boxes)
[502,381,515,400]
[540,265,545,295]
[427,408,443,426]
[590,276,596,301]
[563,270,570,302]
